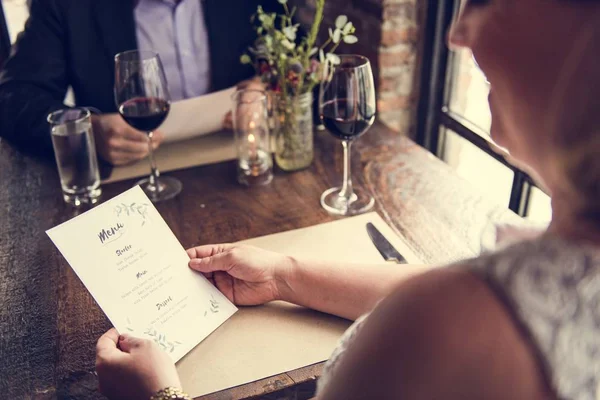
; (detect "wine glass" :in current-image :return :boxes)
[114,50,182,202]
[320,55,376,215]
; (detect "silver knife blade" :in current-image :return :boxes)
[366,223,407,264]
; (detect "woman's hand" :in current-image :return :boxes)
[187,244,293,306]
[95,328,181,400]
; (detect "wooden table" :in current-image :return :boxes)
[0,122,521,399]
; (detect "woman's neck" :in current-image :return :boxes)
[548,194,600,246]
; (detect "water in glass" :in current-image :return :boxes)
[50,111,101,205]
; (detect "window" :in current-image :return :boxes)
[417,0,551,224]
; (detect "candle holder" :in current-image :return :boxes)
[232,89,273,186]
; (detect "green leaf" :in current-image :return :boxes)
[335,15,348,30]
[309,47,318,57]
[343,35,358,44]
[277,0,287,3]
[328,27,334,39]
[319,48,325,63]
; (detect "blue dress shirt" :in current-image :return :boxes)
[134,0,211,100]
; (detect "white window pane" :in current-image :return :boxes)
[441,128,513,206]
[526,186,552,224]
[2,0,29,44]
[447,49,492,135]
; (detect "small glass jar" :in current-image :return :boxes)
[232,89,273,186]
[273,91,314,171]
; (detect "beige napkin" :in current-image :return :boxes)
[102,130,235,184]
[177,212,421,398]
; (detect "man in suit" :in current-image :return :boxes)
[0,0,277,165]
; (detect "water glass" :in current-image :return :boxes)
[48,108,102,206]
[232,89,273,186]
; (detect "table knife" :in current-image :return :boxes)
[366,223,408,264]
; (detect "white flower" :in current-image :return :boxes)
[335,15,348,30]
[343,35,358,44]
[281,39,295,50]
[326,53,341,65]
[342,21,354,35]
[283,26,297,41]
[332,29,341,44]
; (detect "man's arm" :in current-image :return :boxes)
[0,0,159,165]
[0,0,69,158]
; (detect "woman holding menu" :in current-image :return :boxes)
[96,0,600,399]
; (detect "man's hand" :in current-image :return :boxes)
[223,77,268,130]
[91,113,164,165]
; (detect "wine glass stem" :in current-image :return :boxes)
[147,131,160,190]
[339,140,354,201]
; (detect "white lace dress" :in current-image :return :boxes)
[316,231,600,400]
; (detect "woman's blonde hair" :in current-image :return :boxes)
[546,8,600,220]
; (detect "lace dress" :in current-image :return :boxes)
[316,232,600,400]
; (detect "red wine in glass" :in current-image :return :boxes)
[118,97,170,133]
[319,55,376,216]
[114,50,181,202]
[321,99,375,141]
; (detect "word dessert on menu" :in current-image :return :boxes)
[47,186,237,362]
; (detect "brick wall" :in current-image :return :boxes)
[292,0,425,136]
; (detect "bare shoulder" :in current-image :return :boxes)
[318,267,554,400]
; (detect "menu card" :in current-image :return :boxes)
[46,186,237,362]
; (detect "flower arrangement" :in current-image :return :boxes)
[241,0,358,97]
[240,0,359,171]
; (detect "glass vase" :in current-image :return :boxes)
[273,91,314,171]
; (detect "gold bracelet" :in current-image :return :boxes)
[150,387,191,400]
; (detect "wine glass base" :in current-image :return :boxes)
[320,187,375,216]
[135,176,182,203]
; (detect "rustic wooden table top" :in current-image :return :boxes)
[0,122,521,399]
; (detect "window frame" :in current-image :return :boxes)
[416,0,539,217]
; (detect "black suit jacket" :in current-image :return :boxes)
[0,0,278,157]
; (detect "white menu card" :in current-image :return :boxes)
[46,186,237,362]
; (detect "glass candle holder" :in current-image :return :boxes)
[232,89,273,186]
